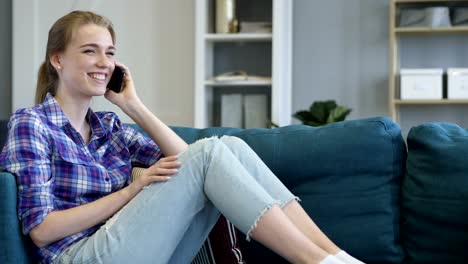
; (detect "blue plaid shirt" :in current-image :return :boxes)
[0,93,162,263]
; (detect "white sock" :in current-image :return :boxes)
[335,250,365,264]
[320,255,347,264]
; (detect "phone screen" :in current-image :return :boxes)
[107,66,125,93]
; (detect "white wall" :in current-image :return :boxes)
[292,0,389,122]
[13,0,194,125]
[0,0,11,119]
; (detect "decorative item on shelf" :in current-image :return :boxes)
[210,71,271,83]
[399,7,451,27]
[239,21,272,33]
[447,68,468,99]
[216,0,239,33]
[400,68,443,100]
[213,71,248,82]
[293,100,351,127]
[452,7,468,26]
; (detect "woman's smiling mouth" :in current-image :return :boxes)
[88,72,107,81]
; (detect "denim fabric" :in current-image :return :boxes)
[53,136,295,264]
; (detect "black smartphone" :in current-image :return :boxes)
[107,66,125,93]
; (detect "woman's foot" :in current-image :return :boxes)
[335,250,365,264]
[320,255,346,264]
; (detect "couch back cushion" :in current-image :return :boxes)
[0,172,36,263]
[0,120,8,153]
[166,116,407,263]
[403,123,468,263]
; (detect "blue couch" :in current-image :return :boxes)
[1,116,467,263]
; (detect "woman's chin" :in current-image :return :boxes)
[93,87,108,96]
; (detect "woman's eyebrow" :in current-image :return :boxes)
[79,43,116,50]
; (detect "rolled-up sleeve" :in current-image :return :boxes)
[0,112,54,235]
[121,124,163,168]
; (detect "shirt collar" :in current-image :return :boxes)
[42,93,69,128]
[41,93,106,138]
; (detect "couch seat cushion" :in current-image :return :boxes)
[131,116,406,263]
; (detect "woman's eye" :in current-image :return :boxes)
[83,49,95,54]
[106,52,115,57]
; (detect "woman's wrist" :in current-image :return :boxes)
[126,167,147,196]
[131,167,146,182]
[120,97,143,116]
[123,180,143,200]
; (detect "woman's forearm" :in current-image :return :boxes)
[29,182,141,248]
[121,98,188,156]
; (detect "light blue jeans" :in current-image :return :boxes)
[54,136,297,264]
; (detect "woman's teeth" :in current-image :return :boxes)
[89,73,106,80]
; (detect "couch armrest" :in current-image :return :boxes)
[0,172,35,263]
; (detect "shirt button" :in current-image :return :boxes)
[105,177,110,181]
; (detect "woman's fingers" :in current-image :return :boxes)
[144,156,181,177]
[162,161,182,169]
[159,155,179,163]
[148,175,172,182]
[137,156,182,187]
[150,156,181,169]
[139,175,171,187]
[153,167,178,175]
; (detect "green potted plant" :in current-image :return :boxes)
[293,100,351,126]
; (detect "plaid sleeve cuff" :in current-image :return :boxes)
[18,184,55,235]
[21,206,54,235]
[122,125,163,167]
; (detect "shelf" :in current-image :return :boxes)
[204,79,272,86]
[394,0,468,4]
[205,33,272,42]
[394,26,468,33]
[195,0,292,128]
[394,99,468,104]
[389,0,468,122]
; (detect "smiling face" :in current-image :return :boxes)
[53,23,116,100]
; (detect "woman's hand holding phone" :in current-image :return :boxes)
[107,65,125,93]
[105,63,142,111]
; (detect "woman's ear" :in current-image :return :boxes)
[50,53,62,71]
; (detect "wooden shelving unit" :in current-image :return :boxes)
[389,0,468,121]
[194,0,292,128]
[394,99,468,104]
[395,26,468,33]
[205,33,273,42]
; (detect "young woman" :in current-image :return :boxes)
[0,11,364,264]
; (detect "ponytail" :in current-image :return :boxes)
[35,61,58,104]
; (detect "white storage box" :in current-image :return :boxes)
[447,68,468,99]
[400,68,443,100]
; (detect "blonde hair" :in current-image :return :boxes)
[35,10,115,104]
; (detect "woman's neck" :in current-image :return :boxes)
[54,92,92,143]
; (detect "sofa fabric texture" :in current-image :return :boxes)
[1,116,467,263]
[403,123,468,263]
[139,117,407,263]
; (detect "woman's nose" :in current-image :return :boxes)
[97,53,113,68]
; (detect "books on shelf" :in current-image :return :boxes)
[239,21,272,33]
[244,94,268,128]
[209,71,271,83]
[220,94,243,128]
[220,93,269,128]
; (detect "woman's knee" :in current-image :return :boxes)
[189,136,222,152]
[185,136,228,160]
[220,135,247,148]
